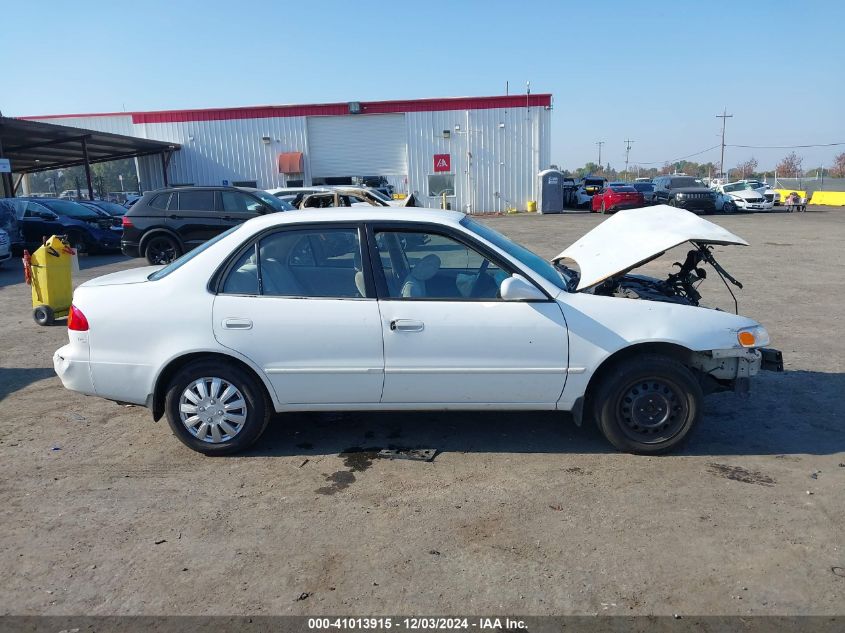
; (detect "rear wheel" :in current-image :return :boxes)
[165,360,270,455]
[145,235,181,265]
[593,355,702,454]
[66,231,87,255]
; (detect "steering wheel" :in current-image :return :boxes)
[468,259,491,297]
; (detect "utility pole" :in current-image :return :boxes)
[624,139,635,181]
[716,108,733,181]
[595,141,604,172]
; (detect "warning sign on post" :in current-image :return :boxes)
[433,154,451,173]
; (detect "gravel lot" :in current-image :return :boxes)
[1,207,843,615]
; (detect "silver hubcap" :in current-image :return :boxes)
[179,377,247,444]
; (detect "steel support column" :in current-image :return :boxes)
[81,136,95,200]
[160,152,169,187]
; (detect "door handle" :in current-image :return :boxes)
[390,319,424,332]
[222,318,253,330]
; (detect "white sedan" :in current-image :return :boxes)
[54,206,781,455]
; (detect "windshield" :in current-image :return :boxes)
[91,201,127,215]
[670,177,706,189]
[632,183,654,192]
[39,198,100,218]
[461,217,572,291]
[368,189,392,202]
[148,225,241,281]
[253,190,294,211]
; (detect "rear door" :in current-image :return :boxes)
[169,189,222,248]
[212,223,384,405]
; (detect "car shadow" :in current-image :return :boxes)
[0,367,56,402]
[244,370,845,458]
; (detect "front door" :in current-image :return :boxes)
[369,226,568,405]
[212,225,384,406]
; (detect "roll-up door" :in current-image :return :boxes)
[307,114,407,177]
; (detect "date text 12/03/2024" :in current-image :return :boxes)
[307,618,527,630]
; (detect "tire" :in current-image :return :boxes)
[592,354,703,455]
[145,235,181,265]
[33,305,54,326]
[66,231,87,255]
[165,359,271,455]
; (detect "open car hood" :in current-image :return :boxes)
[553,205,748,290]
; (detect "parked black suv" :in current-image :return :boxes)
[652,176,717,214]
[122,186,293,264]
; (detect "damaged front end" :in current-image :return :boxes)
[590,243,743,309]
[553,206,784,393]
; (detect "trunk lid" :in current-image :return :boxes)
[79,266,161,288]
[553,205,748,290]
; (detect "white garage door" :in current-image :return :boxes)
[307,114,407,177]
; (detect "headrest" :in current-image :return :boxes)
[411,254,441,281]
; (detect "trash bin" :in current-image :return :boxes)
[527,200,537,213]
[23,235,76,326]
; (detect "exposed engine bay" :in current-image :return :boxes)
[562,243,744,310]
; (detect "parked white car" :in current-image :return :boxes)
[54,206,781,455]
[714,182,773,211]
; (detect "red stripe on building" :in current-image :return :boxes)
[21,94,552,124]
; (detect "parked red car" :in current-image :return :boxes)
[591,185,645,213]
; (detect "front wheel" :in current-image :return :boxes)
[593,355,703,454]
[164,360,271,455]
[145,235,181,265]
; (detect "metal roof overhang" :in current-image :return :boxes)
[0,116,180,174]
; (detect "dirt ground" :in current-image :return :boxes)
[1,207,843,616]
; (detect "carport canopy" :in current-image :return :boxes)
[0,116,180,197]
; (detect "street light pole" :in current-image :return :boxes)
[595,141,605,172]
[716,108,733,181]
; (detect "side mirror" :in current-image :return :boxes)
[500,274,546,301]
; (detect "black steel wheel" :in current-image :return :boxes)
[593,354,702,454]
[145,235,181,265]
[33,305,55,326]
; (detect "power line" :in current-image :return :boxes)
[727,142,845,149]
[634,145,720,166]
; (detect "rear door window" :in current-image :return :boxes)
[176,190,215,211]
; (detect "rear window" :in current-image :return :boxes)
[610,186,637,193]
[148,225,240,281]
[177,190,215,211]
[149,193,170,210]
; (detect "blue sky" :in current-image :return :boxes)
[3,0,843,172]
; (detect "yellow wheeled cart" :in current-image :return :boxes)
[23,235,76,326]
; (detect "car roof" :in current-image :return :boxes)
[244,207,466,231]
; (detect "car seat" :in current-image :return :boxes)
[400,254,441,297]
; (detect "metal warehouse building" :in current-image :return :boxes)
[24,94,552,213]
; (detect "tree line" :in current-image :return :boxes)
[25,159,140,196]
[554,151,845,182]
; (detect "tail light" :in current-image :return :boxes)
[122,216,134,228]
[68,304,89,331]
